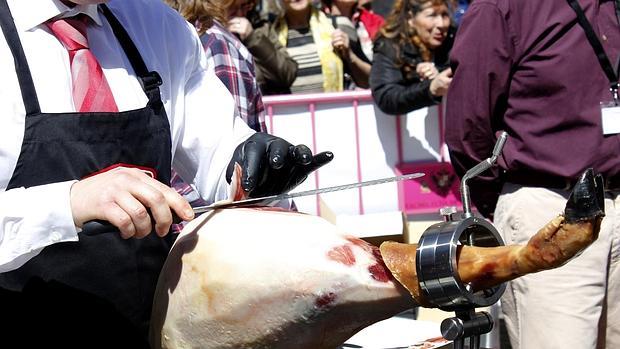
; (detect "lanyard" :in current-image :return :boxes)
[566,0,620,101]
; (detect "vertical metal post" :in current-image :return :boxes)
[480,303,501,348]
[470,334,480,349]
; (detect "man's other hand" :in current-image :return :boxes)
[226,133,334,198]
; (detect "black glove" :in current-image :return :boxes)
[226,132,334,197]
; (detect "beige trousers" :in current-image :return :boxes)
[494,184,620,349]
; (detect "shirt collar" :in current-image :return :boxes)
[9,0,104,32]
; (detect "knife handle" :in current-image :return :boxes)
[82,220,115,236]
[82,211,183,236]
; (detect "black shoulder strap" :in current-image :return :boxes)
[0,0,41,115]
[331,15,338,29]
[566,0,619,96]
[99,4,162,93]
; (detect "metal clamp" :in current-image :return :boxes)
[441,310,494,349]
[414,132,509,349]
[416,216,506,311]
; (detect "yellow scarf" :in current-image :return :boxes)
[277,8,343,92]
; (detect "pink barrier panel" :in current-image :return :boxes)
[395,162,462,214]
[394,104,463,214]
[263,91,463,216]
[264,91,374,216]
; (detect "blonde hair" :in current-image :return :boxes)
[164,0,234,35]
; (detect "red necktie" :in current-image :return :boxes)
[47,16,118,112]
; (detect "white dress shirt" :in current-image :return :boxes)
[0,0,254,272]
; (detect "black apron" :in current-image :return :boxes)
[0,3,172,347]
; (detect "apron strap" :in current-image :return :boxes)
[99,4,163,95]
[0,0,41,115]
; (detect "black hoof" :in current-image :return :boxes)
[564,168,605,223]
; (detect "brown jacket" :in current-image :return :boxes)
[243,20,298,95]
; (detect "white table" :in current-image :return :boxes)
[340,315,450,349]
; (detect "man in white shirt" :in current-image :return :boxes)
[0,0,332,346]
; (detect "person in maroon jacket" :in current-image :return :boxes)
[445,0,620,348]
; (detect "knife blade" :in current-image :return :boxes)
[82,172,424,235]
[192,172,424,213]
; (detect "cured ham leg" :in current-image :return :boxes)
[150,207,414,349]
[150,169,604,349]
[380,216,601,303]
[381,168,604,302]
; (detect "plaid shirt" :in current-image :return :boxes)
[171,21,266,225]
[203,21,266,132]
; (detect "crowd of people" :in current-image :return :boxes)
[213,0,457,103]
[161,0,456,101]
[0,0,618,348]
[180,0,458,115]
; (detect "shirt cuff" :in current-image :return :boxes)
[0,180,79,272]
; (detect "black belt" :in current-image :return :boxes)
[505,172,620,191]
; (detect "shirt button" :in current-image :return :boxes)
[50,231,62,242]
[602,34,608,41]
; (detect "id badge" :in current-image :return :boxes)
[601,101,620,135]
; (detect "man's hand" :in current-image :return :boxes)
[429,68,453,97]
[226,133,334,198]
[228,17,254,41]
[70,168,194,239]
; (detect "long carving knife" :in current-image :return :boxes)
[82,172,424,235]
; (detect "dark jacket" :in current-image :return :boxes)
[243,19,298,95]
[370,34,453,115]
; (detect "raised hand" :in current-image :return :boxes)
[331,29,351,61]
[416,62,438,80]
[429,68,452,97]
[228,17,254,41]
